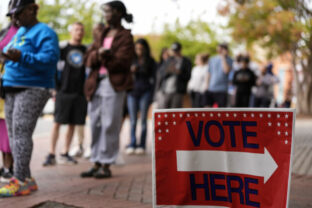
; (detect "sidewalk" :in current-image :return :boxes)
[0,117,311,207]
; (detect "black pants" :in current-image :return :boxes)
[235,92,251,107]
[190,91,205,108]
[205,91,228,107]
[253,97,271,108]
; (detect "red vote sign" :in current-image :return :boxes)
[152,109,295,208]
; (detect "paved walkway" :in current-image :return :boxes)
[0,117,311,207]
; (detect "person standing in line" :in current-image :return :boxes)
[0,0,59,197]
[159,47,169,66]
[233,55,256,107]
[205,43,233,107]
[154,47,169,107]
[81,0,134,179]
[69,22,106,159]
[42,22,87,166]
[187,53,209,108]
[253,63,279,108]
[125,39,157,155]
[0,0,19,183]
[157,42,192,109]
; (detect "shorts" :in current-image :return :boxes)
[54,92,88,125]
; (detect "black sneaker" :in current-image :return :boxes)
[0,168,3,177]
[0,170,13,183]
[94,167,112,179]
[59,153,78,165]
[80,167,99,178]
[43,154,56,167]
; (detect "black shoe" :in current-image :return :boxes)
[0,168,3,177]
[81,167,99,178]
[59,153,78,165]
[43,154,56,166]
[0,170,13,183]
[94,167,112,179]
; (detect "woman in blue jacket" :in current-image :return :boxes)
[0,0,59,197]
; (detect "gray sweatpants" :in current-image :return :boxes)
[5,88,50,181]
[89,78,125,165]
[157,92,184,109]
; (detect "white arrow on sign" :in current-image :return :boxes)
[176,148,278,183]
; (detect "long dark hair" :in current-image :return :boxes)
[105,1,133,23]
[135,38,154,71]
[159,47,168,65]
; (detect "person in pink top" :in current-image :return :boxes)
[0,0,19,183]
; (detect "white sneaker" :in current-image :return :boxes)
[125,147,135,155]
[135,147,145,155]
[69,146,84,157]
[83,147,91,159]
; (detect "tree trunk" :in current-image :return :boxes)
[293,55,312,115]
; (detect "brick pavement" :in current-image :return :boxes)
[0,117,311,207]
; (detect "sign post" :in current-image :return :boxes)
[152,109,295,208]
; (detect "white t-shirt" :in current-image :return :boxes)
[187,65,208,93]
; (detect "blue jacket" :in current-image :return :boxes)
[3,22,59,88]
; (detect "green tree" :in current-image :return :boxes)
[220,0,312,115]
[37,0,101,44]
[159,19,219,62]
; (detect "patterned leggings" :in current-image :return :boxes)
[5,88,50,181]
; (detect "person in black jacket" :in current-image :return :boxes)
[157,42,192,108]
[233,55,256,107]
[125,38,156,155]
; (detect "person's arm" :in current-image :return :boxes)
[232,71,239,85]
[103,32,134,73]
[222,56,232,74]
[178,58,192,82]
[18,32,60,70]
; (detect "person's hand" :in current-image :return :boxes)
[131,64,138,73]
[5,49,21,62]
[51,90,57,101]
[220,48,228,57]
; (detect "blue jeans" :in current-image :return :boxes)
[127,91,152,149]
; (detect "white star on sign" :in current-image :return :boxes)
[285,123,288,127]
[259,114,263,118]
[285,114,289,118]
[158,122,161,126]
[180,114,183,118]
[268,114,271,118]
[165,122,168,126]
[226,113,229,117]
[218,113,221,117]
[277,123,281,127]
[166,129,169,133]
[195,113,198,117]
[158,137,162,141]
[234,113,237,117]
[210,113,214,117]
[202,113,206,117]
[243,113,247,117]
[285,140,288,144]
[251,113,254,117]
[172,114,176,118]
[277,131,281,135]
[158,115,161,118]
[158,129,162,133]
[268,122,272,126]
[187,114,190,117]
[285,132,288,136]
[173,121,176,125]
[277,114,280,118]
[165,114,168,118]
